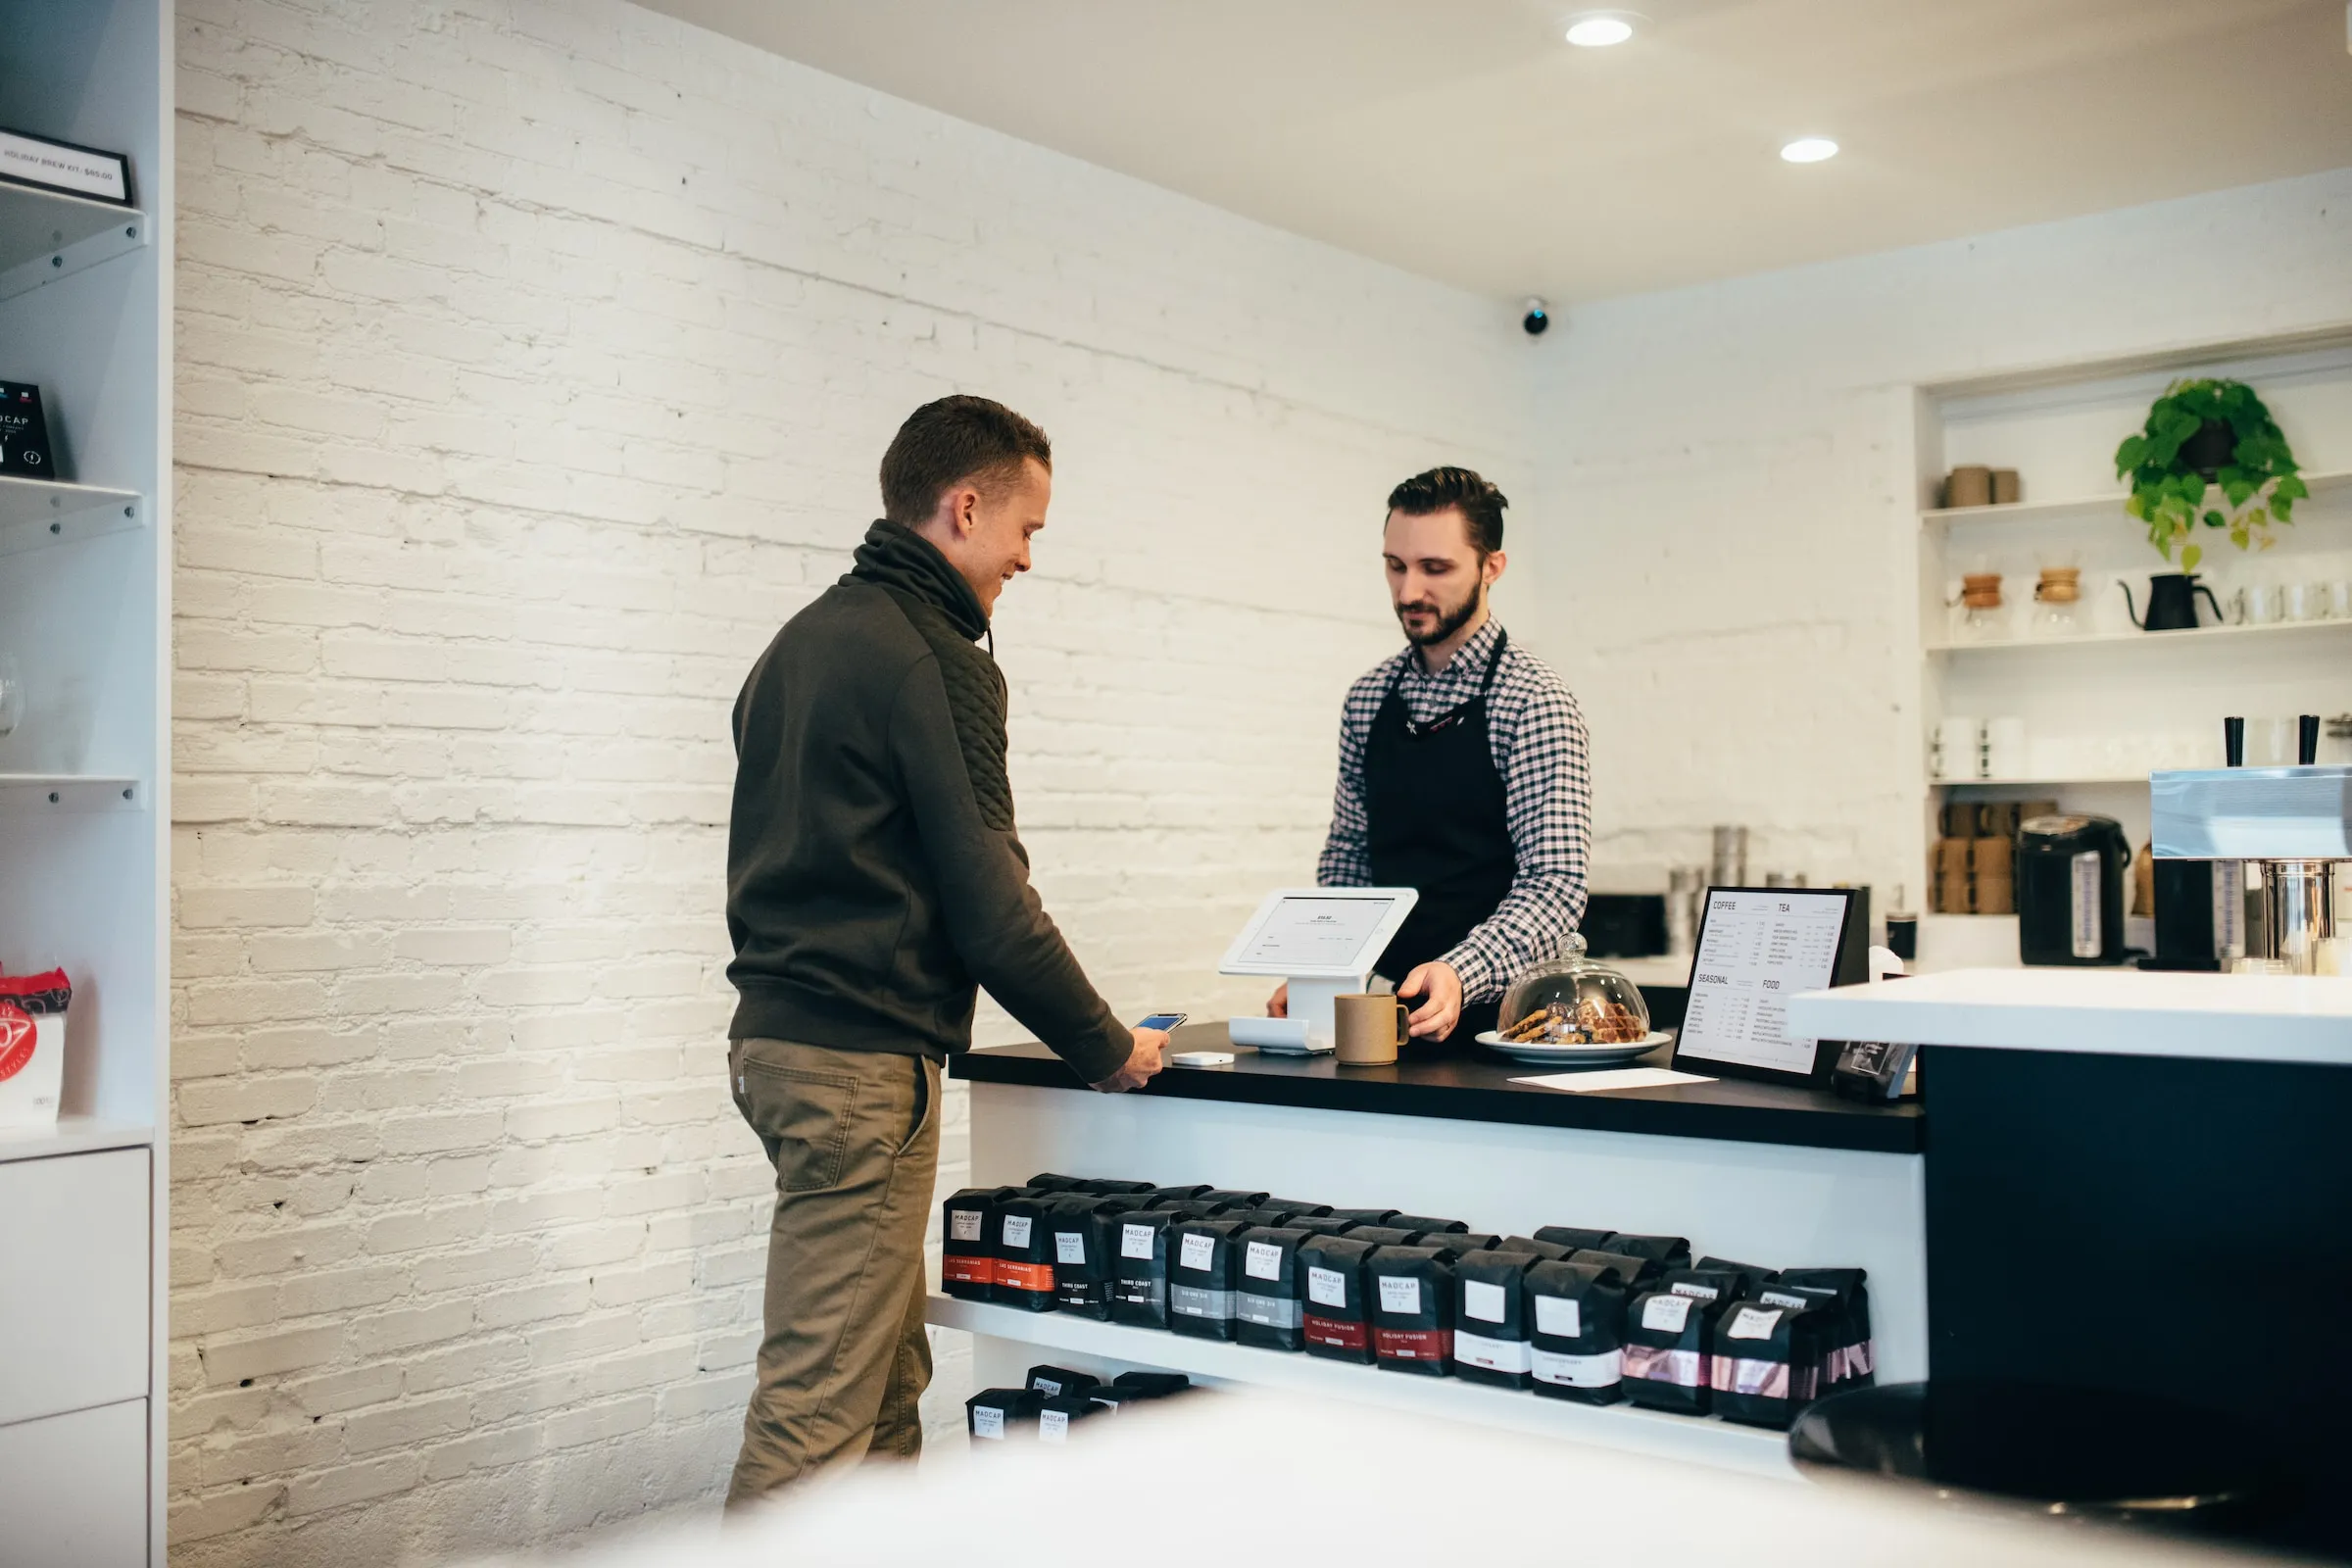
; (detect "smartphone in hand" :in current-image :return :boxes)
[1136,1012,1187,1033]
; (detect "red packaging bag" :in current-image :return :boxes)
[0,969,71,1127]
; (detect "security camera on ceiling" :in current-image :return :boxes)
[1522,297,1550,337]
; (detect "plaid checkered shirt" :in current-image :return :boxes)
[1315,617,1592,1003]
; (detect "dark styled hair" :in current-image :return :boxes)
[1386,466,1508,555]
[879,395,1053,525]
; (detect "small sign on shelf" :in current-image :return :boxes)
[0,126,132,206]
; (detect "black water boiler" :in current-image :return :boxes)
[2016,813,2132,965]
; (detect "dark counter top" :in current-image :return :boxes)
[952,1022,1922,1154]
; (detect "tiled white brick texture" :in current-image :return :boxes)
[168,1,1527,1561]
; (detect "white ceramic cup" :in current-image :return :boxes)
[2328,580,2352,620]
[2234,584,2283,625]
[2282,581,2330,622]
[1935,716,1984,780]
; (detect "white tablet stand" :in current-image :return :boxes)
[1217,888,1419,1054]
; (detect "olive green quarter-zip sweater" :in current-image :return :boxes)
[723,519,1130,1085]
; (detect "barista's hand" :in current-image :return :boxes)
[1090,1027,1168,1093]
[1398,960,1462,1040]
[1267,982,1289,1018]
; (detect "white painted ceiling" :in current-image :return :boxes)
[642,0,2352,304]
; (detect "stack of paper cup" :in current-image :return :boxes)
[1934,716,1984,780]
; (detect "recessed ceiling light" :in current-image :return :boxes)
[1565,13,1636,47]
[1780,137,1839,164]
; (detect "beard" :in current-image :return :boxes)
[1396,581,1484,648]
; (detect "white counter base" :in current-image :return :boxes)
[928,1293,1797,1481]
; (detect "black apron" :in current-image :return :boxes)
[1364,627,1517,1049]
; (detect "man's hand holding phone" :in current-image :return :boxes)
[1091,1012,1184,1093]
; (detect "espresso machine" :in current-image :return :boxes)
[2150,716,2349,975]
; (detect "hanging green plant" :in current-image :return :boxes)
[2114,378,2305,571]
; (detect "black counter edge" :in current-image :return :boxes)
[949,1052,1922,1155]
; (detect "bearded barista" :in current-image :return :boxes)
[1272,467,1592,1046]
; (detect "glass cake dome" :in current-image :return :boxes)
[1495,935,1650,1046]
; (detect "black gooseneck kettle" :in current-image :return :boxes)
[2118,571,2223,632]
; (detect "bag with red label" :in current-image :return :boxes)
[0,968,70,1126]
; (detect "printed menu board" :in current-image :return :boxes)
[1673,889,1855,1081]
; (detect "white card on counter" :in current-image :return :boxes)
[1535,1296,1581,1337]
[1377,1276,1419,1313]
[1001,1215,1032,1249]
[1676,889,1848,1075]
[950,1209,983,1243]
[1179,1232,1215,1271]
[1511,1067,1716,1094]
[1307,1265,1347,1307]
[1728,1305,1783,1341]
[1463,1280,1507,1323]
[1642,1293,1696,1332]
[1054,1232,1086,1265]
[1245,1241,1282,1281]
[1120,1223,1153,1260]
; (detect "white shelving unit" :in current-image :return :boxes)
[1904,329,2352,934]
[926,1294,1798,1481]
[0,5,172,1563]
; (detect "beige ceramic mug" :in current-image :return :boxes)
[1334,992,1407,1066]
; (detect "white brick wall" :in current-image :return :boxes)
[168,1,1527,1560]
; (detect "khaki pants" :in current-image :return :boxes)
[725,1038,941,1508]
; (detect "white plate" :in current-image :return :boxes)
[1475,1029,1674,1067]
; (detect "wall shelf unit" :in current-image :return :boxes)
[1906,326,2352,929]
[0,183,150,302]
[0,5,171,1563]
[0,475,146,557]
[1920,466,2352,530]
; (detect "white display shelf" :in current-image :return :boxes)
[927,1293,1797,1481]
[1788,966,2352,1066]
[0,776,143,814]
[0,1115,153,1165]
[0,475,145,557]
[1926,616,2352,656]
[0,183,149,302]
[1920,466,2352,529]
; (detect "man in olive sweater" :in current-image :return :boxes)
[722,396,1166,1505]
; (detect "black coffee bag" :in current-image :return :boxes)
[1569,1248,1664,1292]
[1770,1267,1874,1390]
[1280,1215,1359,1240]
[1533,1225,1615,1253]
[1323,1206,1400,1226]
[1169,1218,1250,1341]
[1077,1177,1157,1197]
[1603,1233,1691,1270]
[1038,1394,1105,1444]
[942,1186,1013,1300]
[1147,1184,1214,1203]
[1659,1266,1747,1307]
[1297,1236,1377,1362]
[1499,1236,1573,1260]
[1709,1299,1827,1430]
[1026,1172,1090,1194]
[1622,1285,1727,1415]
[1525,1260,1629,1404]
[1198,1188,1271,1209]
[1694,1256,1775,1299]
[1050,1195,1146,1318]
[1234,1225,1314,1351]
[1451,1249,1537,1388]
[1025,1364,1101,1400]
[1229,1206,1308,1230]
[1263,1197,1334,1216]
[1110,1208,1185,1329]
[993,1191,1059,1311]
[967,1387,1042,1443]
[1341,1225,1420,1250]
[1388,1214,1469,1237]
[1110,1370,1192,1398]
[1368,1245,1455,1376]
